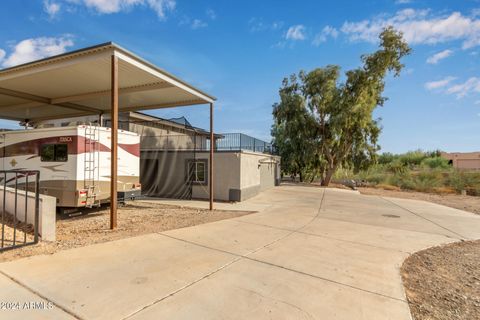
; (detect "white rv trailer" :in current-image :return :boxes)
[0,125,141,208]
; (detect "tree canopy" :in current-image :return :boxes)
[272,27,411,185]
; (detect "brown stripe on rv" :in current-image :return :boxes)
[118,143,140,157]
[0,136,107,158]
[0,135,139,158]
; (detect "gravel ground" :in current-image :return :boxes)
[0,201,252,262]
[0,214,34,248]
[402,240,480,320]
[358,187,480,215]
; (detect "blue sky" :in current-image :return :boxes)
[0,0,479,153]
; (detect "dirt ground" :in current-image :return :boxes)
[402,240,480,320]
[357,187,480,215]
[0,201,252,262]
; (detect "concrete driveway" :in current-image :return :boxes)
[1,185,480,320]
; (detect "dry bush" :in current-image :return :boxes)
[432,187,457,194]
[375,184,401,191]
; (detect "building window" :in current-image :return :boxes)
[41,144,68,162]
[187,160,208,184]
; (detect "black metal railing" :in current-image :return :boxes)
[216,133,274,154]
[139,133,275,154]
[0,170,40,252]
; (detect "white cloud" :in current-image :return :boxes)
[341,9,480,49]
[1,37,74,68]
[146,0,175,19]
[395,0,412,4]
[446,77,480,98]
[312,25,338,46]
[67,0,175,19]
[0,49,5,62]
[179,16,208,29]
[248,18,283,32]
[426,49,453,64]
[424,76,456,90]
[77,0,139,14]
[286,25,306,41]
[206,9,216,20]
[44,0,61,19]
[271,22,283,31]
[191,19,207,30]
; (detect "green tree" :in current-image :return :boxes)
[273,27,411,185]
[272,74,316,182]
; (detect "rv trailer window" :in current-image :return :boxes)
[55,144,68,161]
[41,145,55,161]
[41,144,68,162]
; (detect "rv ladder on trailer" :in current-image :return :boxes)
[84,125,100,208]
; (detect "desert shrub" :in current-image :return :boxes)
[386,159,408,174]
[399,150,428,167]
[412,171,444,192]
[378,152,397,165]
[333,167,354,180]
[447,170,467,192]
[447,170,480,195]
[421,157,450,169]
[354,165,389,185]
[354,150,480,196]
[388,173,416,190]
[365,172,388,185]
[387,171,446,192]
[426,149,442,158]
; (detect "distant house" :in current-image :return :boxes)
[35,112,281,202]
[441,152,480,170]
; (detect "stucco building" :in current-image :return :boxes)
[441,152,480,170]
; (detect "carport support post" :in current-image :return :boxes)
[209,102,214,210]
[110,55,119,229]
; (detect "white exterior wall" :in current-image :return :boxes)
[240,152,261,189]
[191,151,279,202]
[240,152,279,200]
[192,152,241,201]
[0,186,56,241]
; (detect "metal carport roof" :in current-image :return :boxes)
[0,42,215,122]
[0,42,216,228]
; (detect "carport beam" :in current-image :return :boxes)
[209,102,214,210]
[110,55,118,229]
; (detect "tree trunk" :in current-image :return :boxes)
[321,166,336,186]
[299,171,303,183]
